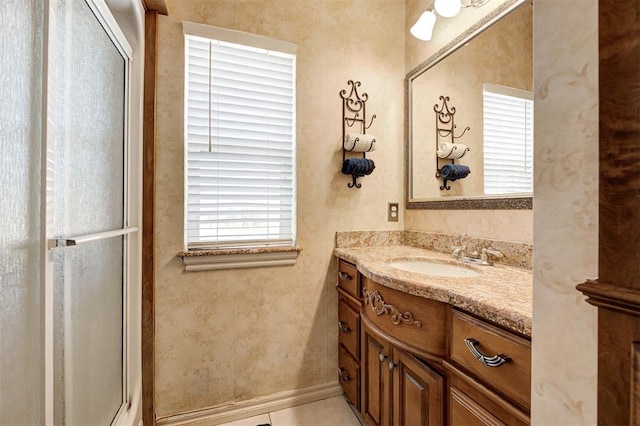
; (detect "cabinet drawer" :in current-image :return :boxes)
[338,344,360,410]
[450,309,531,410]
[362,278,446,359]
[450,385,531,426]
[337,260,359,299]
[446,367,530,425]
[450,386,506,426]
[338,295,360,360]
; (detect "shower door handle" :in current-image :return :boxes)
[48,227,138,249]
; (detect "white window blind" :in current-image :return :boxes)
[184,24,297,249]
[483,84,533,195]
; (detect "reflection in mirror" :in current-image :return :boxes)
[407,0,532,209]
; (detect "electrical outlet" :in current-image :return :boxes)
[388,202,399,222]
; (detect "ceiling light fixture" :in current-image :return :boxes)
[410,9,437,41]
[411,0,491,41]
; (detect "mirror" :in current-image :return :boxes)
[406,0,533,209]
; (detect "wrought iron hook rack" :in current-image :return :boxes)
[434,95,470,190]
[340,80,377,188]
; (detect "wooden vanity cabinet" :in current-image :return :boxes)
[335,257,531,425]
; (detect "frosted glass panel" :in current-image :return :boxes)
[52,0,128,423]
[53,237,124,425]
[54,0,126,237]
[0,1,44,424]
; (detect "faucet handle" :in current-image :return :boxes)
[481,247,504,263]
[451,245,467,259]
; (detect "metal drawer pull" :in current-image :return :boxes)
[338,367,353,382]
[388,361,397,371]
[48,227,138,249]
[338,272,352,281]
[338,321,351,333]
[379,353,388,363]
[464,338,511,367]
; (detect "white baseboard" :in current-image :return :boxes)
[155,381,343,426]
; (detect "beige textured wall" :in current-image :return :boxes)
[531,0,598,423]
[155,0,406,417]
[405,209,533,242]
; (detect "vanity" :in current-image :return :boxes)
[336,0,535,422]
[334,244,532,425]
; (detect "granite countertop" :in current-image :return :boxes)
[333,245,533,337]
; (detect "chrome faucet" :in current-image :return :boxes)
[451,245,479,260]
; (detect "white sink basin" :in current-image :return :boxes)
[388,260,481,278]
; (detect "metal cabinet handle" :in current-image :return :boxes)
[379,353,388,363]
[338,367,353,382]
[388,361,397,371]
[338,272,353,281]
[338,321,351,333]
[464,338,511,367]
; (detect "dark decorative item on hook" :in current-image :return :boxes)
[340,80,377,188]
[433,95,471,190]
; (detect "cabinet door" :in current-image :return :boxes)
[362,328,392,426]
[392,349,443,426]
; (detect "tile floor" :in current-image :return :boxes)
[217,396,362,426]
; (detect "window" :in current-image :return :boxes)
[183,22,297,256]
[483,83,533,195]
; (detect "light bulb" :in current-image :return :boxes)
[434,0,461,17]
[410,10,437,41]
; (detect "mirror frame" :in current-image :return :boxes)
[405,0,532,210]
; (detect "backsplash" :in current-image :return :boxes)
[335,230,404,248]
[336,230,532,269]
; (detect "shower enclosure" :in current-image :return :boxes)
[1,0,141,424]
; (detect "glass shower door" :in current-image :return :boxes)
[0,0,136,423]
[49,0,133,424]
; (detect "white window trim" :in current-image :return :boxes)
[183,21,297,55]
[181,22,299,271]
[483,83,533,101]
[179,247,301,272]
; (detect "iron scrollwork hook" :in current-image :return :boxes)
[340,80,377,188]
[433,95,471,191]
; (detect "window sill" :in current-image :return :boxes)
[177,246,302,272]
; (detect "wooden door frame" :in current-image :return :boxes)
[576,0,640,423]
[141,1,167,425]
